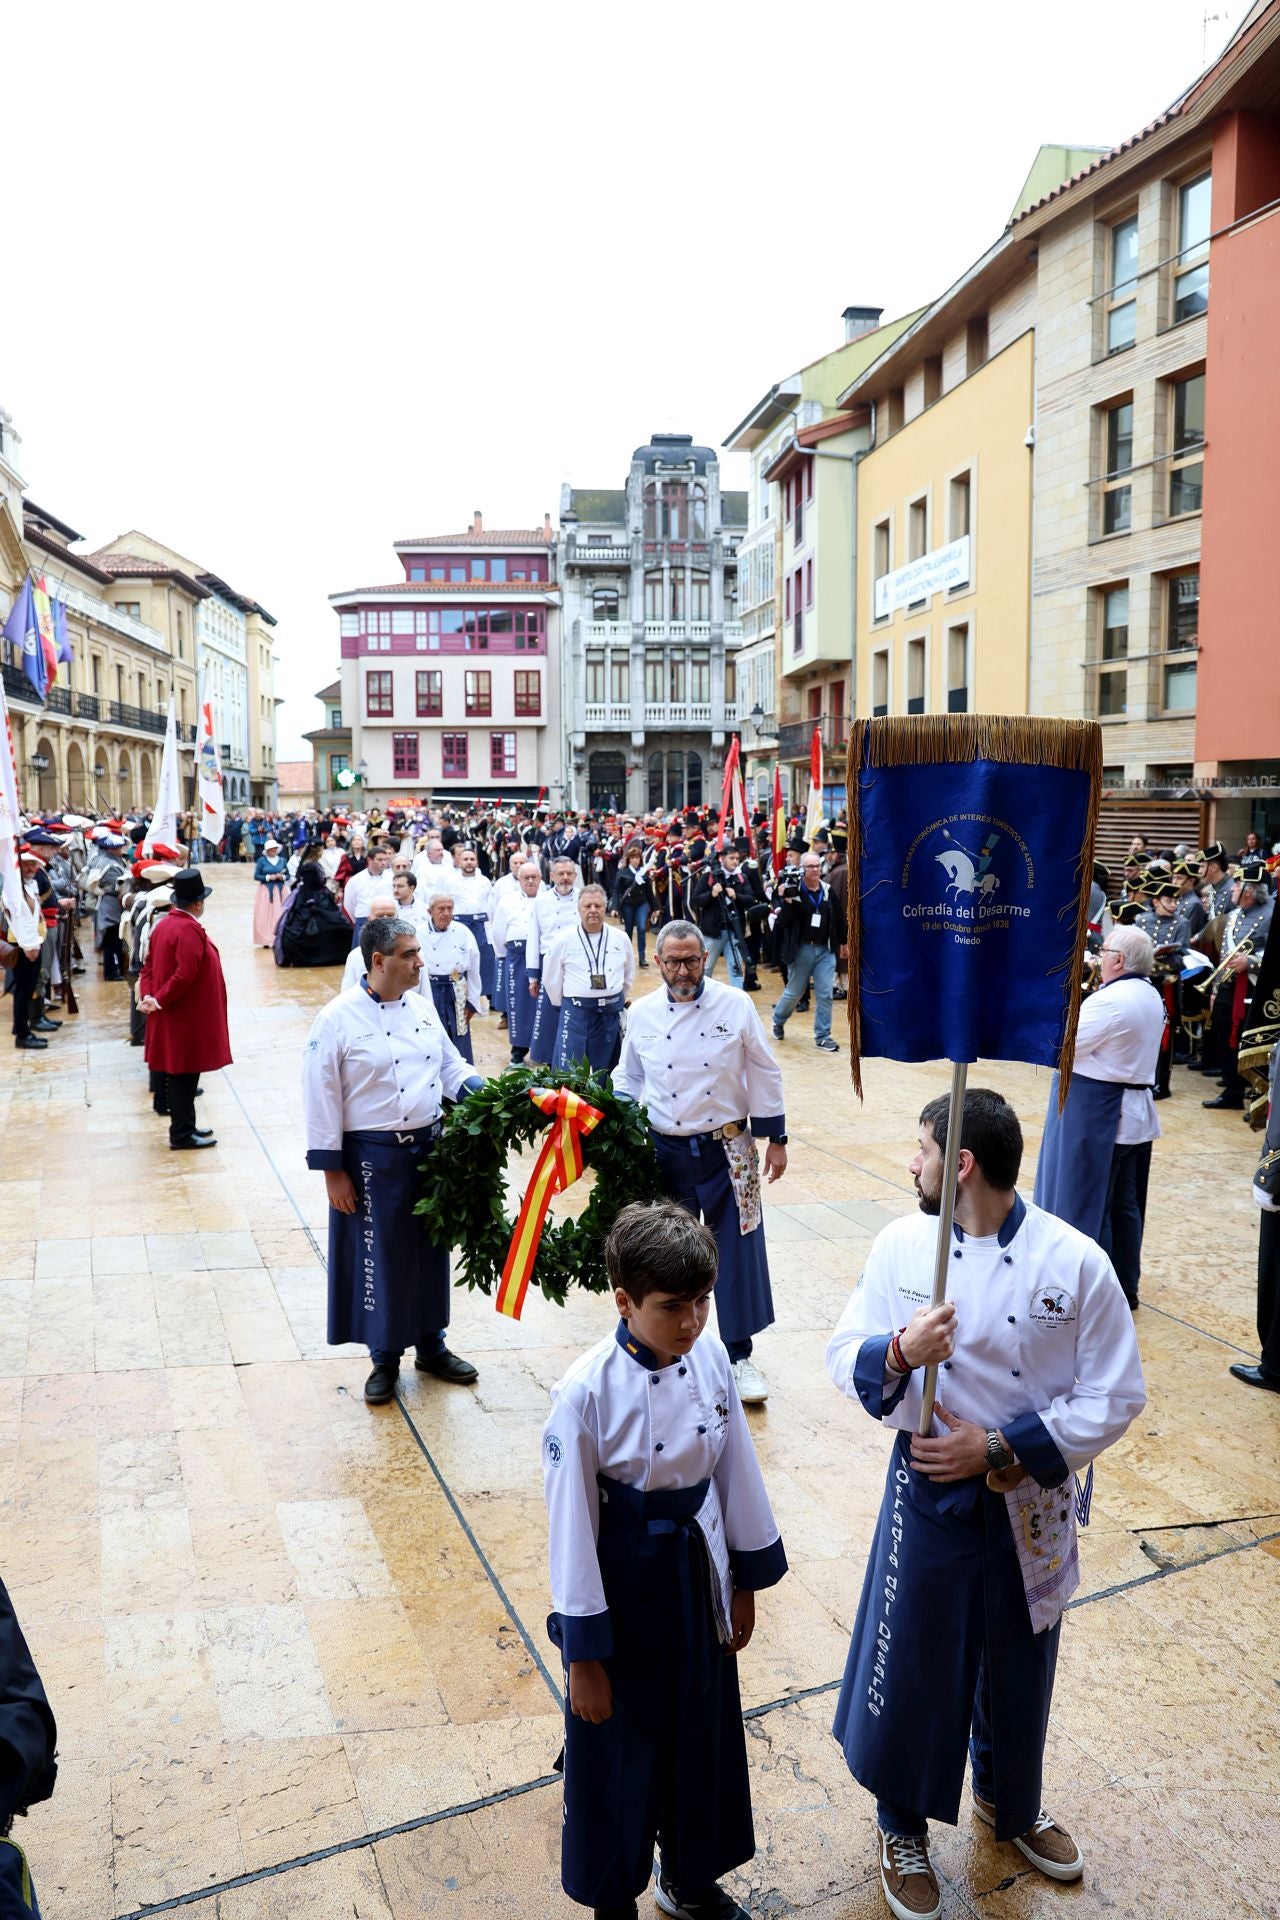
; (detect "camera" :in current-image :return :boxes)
[777,872,804,901]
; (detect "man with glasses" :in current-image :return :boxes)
[1034,924,1165,1308]
[612,919,787,1404]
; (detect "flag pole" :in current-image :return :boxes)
[917,1058,968,1436]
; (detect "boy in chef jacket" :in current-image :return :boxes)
[543,1202,787,1920]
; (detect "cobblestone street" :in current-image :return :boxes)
[4,865,1278,1920]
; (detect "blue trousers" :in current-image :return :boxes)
[774,943,836,1042]
[703,930,745,989]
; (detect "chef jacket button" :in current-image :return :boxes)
[1003,1254,1013,1264]
[678,1367,687,1376]
[654,1442,664,1452]
[1011,1368,1021,1377]
[1007,1315,1016,1323]
[697,1424,706,1434]
[953,1248,962,1259]
[943,1361,953,1370]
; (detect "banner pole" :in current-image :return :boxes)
[918,1059,968,1436]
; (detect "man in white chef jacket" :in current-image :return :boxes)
[491,860,544,1064]
[342,844,394,948]
[528,857,583,1065]
[417,893,483,1065]
[445,842,497,1007]
[612,918,787,1407]
[303,914,484,1406]
[538,885,635,1073]
[826,1087,1145,1920]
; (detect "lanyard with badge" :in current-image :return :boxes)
[579,926,608,991]
[804,883,824,932]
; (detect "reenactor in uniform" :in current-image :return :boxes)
[1173,858,1208,941]
[1203,867,1274,1110]
[1203,842,1235,917]
[1138,883,1187,1099]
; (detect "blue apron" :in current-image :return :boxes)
[832,1434,1060,1841]
[503,938,536,1050]
[549,1476,754,1908]
[427,973,473,1064]
[455,912,496,1001]
[1034,1073,1128,1242]
[327,1125,448,1352]
[529,986,564,1066]
[651,1130,774,1347]
[554,993,624,1073]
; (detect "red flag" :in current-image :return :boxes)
[771,766,785,865]
[716,736,741,851]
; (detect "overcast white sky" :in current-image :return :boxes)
[3,0,1253,757]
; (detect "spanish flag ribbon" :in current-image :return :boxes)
[495,1086,605,1319]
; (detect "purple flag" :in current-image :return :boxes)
[2,577,47,701]
[52,598,73,665]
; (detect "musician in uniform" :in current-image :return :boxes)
[827,1089,1145,1919]
[303,915,483,1406]
[1137,882,1187,1098]
[1203,867,1274,1111]
[418,892,482,1065]
[537,885,635,1073]
[613,919,787,1407]
[1202,842,1235,917]
[1173,858,1207,941]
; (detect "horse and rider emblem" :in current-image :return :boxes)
[935,827,1002,900]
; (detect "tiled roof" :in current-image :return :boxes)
[315,679,342,700]
[331,580,559,598]
[394,528,553,548]
[565,490,628,524]
[88,550,210,598]
[1011,111,1181,222]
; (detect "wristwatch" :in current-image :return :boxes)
[773,1134,789,1146]
[985,1430,1014,1472]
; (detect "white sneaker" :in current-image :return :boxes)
[732,1357,769,1405]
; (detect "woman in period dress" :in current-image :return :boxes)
[252,837,289,947]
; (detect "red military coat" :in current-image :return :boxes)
[139,908,232,1075]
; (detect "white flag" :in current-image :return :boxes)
[144,697,183,857]
[0,675,42,948]
[197,682,225,846]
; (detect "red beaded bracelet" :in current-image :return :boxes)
[890,1331,910,1374]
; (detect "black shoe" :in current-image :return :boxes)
[1203,1092,1244,1110]
[1152,1088,1171,1100]
[743,973,760,991]
[33,1018,61,1032]
[190,1127,215,1140]
[593,1905,638,1920]
[638,960,651,970]
[1122,1291,1140,1311]
[14,1034,48,1050]
[170,1134,218,1150]
[1228,1363,1280,1393]
[832,984,848,1000]
[796,997,811,1013]
[415,1347,479,1384]
[153,1102,170,1116]
[364,1363,399,1404]
[655,1871,749,1919]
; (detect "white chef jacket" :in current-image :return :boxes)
[825,1196,1146,1477]
[612,977,785,1137]
[535,886,582,957]
[492,869,521,906]
[541,922,635,1005]
[446,869,495,922]
[1073,975,1166,1145]
[418,919,482,1008]
[302,983,475,1167]
[543,1322,784,1656]
[490,889,544,964]
[413,851,455,894]
[343,866,396,922]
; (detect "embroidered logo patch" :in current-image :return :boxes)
[711,1022,732,1038]
[544,1434,563,1465]
[1030,1287,1076,1326]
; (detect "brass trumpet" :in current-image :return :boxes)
[1200,935,1255,994]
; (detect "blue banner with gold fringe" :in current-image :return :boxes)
[846,717,1101,1093]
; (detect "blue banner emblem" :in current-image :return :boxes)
[849,723,1100,1081]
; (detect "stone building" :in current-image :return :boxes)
[558,433,745,814]
[303,678,352,812]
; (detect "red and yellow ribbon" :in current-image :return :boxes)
[496,1087,605,1319]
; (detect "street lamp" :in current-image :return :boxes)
[357,758,368,786]
[749,703,764,735]
[94,762,107,782]
[30,753,49,773]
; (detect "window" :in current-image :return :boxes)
[885,387,905,435]
[948,469,972,544]
[1173,172,1211,323]
[690,652,710,703]
[490,558,507,583]
[1106,215,1139,352]
[441,732,468,777]
[490,732,517,777]
[391,610,414,635]
[669,654,686,704]
[872,649,889,717]
[1102,399,1134,534]
[805,559,813,607]
[1169,371,1205,516]
[449,565,466,583]
[328,706,342,727]
[907,637,926,714]
[690,482,708,541]
[464,670,491,716]
[609,656,629,705]
[1097,586,1129,717]
[966,314,989,374]
[784,576,792,622]
[873,518,891,620]
[119,601,141,621]
[585,656,605,704]
[430,565,446,581]
[176,609,185,657]
[946,623,970,712]
[643,482,658,540]
[470,558,485,580]
[644,572,664,622]
[366,671,393,716]
[392,732,419,778]
[660,482,687,541]
[794,485,804,546]
[690,571,709,622]
[669,570,685,622]
[724,655,736,703]
[1164,569,1199,710]
[514,670,540,716]
[592,587,619,622]
[329,752,349,784]
[908,495,928,609]
[416,670,442,716]
[645,657,664,704]
[409,566,425,582]
[793,566,804,654]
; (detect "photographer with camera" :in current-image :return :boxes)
[692,844,756,990]
[771,850,848,1052]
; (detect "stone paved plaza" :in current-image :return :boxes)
[3,865,1278,1920]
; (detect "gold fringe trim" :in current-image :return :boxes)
[845,716,1103,1108]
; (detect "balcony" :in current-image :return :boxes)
[74,692,100,720]
[2,663,35,704]
[109,701,168,736]
[567,542,632,565]
[583,702,737,732]
[582,621,745,645]
[47,687,71,715]
[776,714,848,761]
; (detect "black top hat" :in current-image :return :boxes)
[1203,841,1227,866]
[1112,899,1144,925]
[172,869,213,906]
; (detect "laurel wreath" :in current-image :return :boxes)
[414,1063,662,1308]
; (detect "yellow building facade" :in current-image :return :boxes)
[843,264,1036,724]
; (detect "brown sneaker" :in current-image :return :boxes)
[972,1794,1084,1882]
[877,1828,941,1920]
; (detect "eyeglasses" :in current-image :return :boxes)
[661,955,705,972]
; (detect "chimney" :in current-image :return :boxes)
[472,509,483,534]
[842,305,884,342]
[544,511,552,538]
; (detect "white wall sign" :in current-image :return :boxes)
[874,535,971,619]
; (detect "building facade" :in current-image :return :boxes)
[558,434,745,815]
[329,513,561,808]
[94,533,279,810]
[303,678,352,812]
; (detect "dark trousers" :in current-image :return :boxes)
[101,925,123,980]
[1101,1141,1152,1305]
[1258,1207,1280,1382]
[10,951,39,1039]
[155,1071,201,1142]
